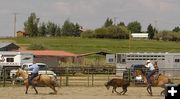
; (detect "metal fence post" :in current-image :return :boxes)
[59,76,62,87]
[3,68,6,87]
[65,67,69,86]
[92,67,94,87]
[107,67,110,81]
[87,67,90,87]
[163,70,165,75]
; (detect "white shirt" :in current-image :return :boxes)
[145,63,155,71]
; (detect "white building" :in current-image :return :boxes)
[131,33,148,39]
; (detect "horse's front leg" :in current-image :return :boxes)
[25,84,29,94]
[147,85,153,96]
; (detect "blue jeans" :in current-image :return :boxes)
[146,70,155,84]
[28,73,38,85]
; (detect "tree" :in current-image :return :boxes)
[38,22,46,36]
[74,23,81,36]
[127,21,141,33]
[61,19,81,36]
[117,22,125,26]
[147,24,155,39]
[24,13,39,37]
[103,18,113,27]
[55,26,61,36]
[46,22,58,36]
[172,26,180,32]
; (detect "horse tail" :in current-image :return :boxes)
[50,76,60,87]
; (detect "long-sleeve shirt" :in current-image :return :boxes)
[145,63,155,71]
[28,64,39,73]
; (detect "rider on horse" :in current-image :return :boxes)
[28,63,39,86]
[145,60,156,84]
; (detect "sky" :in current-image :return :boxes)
[0,0,180,37]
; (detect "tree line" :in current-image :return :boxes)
[24,13,81,37]
[24,13,180,41]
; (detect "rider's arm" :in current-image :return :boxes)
[145,64,149,68]
[28,65,34,70]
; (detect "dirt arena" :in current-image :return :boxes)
[0,86,164,99]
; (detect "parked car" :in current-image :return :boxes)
[10,63,56,81]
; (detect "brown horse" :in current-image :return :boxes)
[15,68,58,94]
[135,69,173,96]
[105,78,130,95]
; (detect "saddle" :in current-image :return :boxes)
[33,74,42,81]
[150,73,161,83]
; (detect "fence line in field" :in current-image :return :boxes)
[55,67,180,87]
[1,66,180,87]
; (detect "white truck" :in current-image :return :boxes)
[0,51,33,79]
[10,63,57,80]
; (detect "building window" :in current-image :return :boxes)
[122,59,126,63]
[6,58,14,62]
[108,58,114,62]
[175,59,180,62]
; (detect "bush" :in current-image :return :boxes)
[80,25,130,39]
[27,44,47,50]
[155,31,180,41]
[85,25,130,39]
[80,30,95,38]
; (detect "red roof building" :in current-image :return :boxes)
[17,50,78,67]
[18,50,78,57]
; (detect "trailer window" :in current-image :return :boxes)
[6,58,14,62]
[175,59,180,62]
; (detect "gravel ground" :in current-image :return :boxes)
[0,86,164,99]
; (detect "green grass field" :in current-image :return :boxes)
[0,37,180,53]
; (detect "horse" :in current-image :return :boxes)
[15,68,58,94]
[134,69,173,96]
[105,78,130,95]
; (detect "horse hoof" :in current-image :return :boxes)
[117,93,121,95]
[49,92,57,95]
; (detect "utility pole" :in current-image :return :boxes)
[13,13,17,37]
[154,20,158,31]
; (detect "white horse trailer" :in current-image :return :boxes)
[106,53,180,76]
[0,51,33,79]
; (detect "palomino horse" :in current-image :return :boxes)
[135,69,173,96]
[15,68,58,94]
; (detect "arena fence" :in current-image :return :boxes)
[0,66,180,87]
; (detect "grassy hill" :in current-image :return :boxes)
[0,37,180,53]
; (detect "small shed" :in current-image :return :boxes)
[0,43,19,51]
[16,31,28,37]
